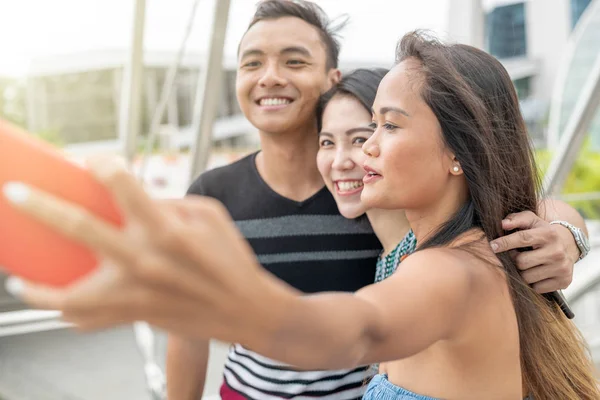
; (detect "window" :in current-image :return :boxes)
[571,0,592,29]
[513,76,532,99]
[486,2,527,59]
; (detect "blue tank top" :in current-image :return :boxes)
[364,374,533,399]
[364,374,441,400]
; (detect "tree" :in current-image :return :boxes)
[536,139,600,219]
[0,78,26,127]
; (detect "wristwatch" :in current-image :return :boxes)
[549,220,591,261]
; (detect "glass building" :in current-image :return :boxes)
[486,2,527,59]
[549,0,600,150]
[572,0,593,28]
[24,51,245,147]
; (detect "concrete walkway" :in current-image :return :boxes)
[0,326,228,400]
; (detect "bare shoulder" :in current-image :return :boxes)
[392,248,476,298]
[400,247,477,276]
[396,243,502,295]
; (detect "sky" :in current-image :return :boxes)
[0,0,455,77]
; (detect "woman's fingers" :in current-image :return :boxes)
[3,181,138,265]
[5,272,221,339]
[5,276,66,311]
[2,181,229,298]
[2,175,267,341]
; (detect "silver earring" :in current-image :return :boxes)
[453,166,460,172]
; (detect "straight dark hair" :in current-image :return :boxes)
[398,31,599,399]
[246,0,346,69]
[317,68,388,131]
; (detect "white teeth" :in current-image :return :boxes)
[259,98,291,106]
[337,181,364,192]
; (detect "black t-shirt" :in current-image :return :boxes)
[187,152,382,399]
[187,152,381,293]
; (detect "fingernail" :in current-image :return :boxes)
[5,276,24,298]
[490,242,499,252]
[3,182,31,204]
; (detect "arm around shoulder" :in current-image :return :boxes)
[538,198,588,236]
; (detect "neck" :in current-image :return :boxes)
[405,192,467,246]
[256,122,324,202]
[367,208,411,257]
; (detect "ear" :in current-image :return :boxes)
[327,68,342,88]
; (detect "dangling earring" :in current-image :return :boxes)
[453,166,460,173]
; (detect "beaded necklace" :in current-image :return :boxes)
[374,230,417,283]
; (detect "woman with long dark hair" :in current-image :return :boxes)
[4,32,598,398]
[316,67,582,295]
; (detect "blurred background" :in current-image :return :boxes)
[0,0,599,399]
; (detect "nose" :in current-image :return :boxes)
[258,62,287,88]
[362,134,380,158]
[331,147,355,171]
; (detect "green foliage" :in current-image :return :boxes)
[35,129,65,147]
[536,140,600,219]
[0,79,26,127]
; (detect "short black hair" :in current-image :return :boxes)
[246,0,346,69]
[317,68,389,129]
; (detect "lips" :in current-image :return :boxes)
[363,165,381,176]
[363,165,382,184]
[256,96,294,106]
[334,179,364,196]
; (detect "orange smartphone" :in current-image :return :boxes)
[0,119,124,287]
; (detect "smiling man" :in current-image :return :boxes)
[166,1,383,399]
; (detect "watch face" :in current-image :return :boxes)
[580,231,590,252]
[575,228,591,255]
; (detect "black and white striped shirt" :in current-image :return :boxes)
[188,152,381,399]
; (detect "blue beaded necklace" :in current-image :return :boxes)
[374,230,417,283]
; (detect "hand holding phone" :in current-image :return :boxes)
[0,119,123,286]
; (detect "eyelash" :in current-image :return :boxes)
[369,122,398,132]
[242,61,260,68]
[242,60,307,68]
[319,137,368,147]
[287,60,308,68]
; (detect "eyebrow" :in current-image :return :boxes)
[281,46,312,57]
[319,127,375,137]
[372,106,411,117]
[240,46,312,60]
[240,49,264,59]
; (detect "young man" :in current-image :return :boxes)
[166,1,590,399]
[167,1,382,399]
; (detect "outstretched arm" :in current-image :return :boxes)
[3,160,472,370]
[242,250,472,369]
